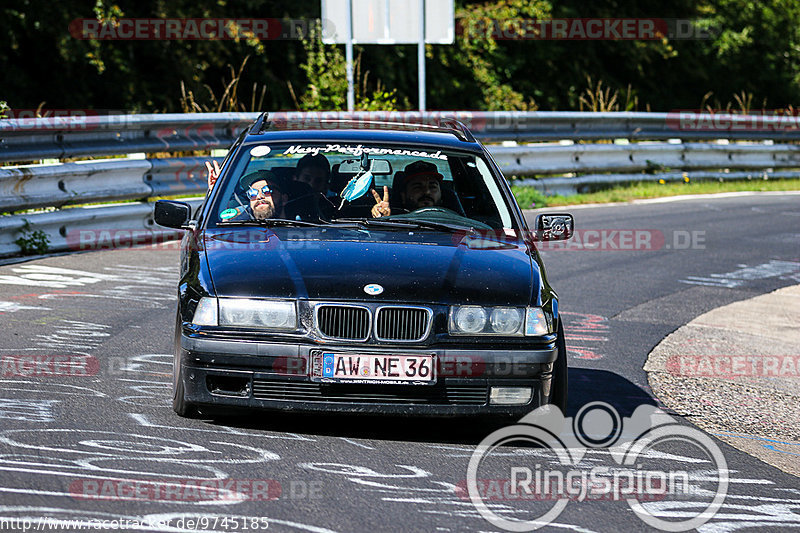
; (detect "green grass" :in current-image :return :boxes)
[512,178,800,208]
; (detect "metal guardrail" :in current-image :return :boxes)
[0,157,216,213]
[490,142,800,175]
[1,111,799,259]
[4,112,800,162]
[518,170,800,197]
[0,113,255,162]
[0,198,204,260]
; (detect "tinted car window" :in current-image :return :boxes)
[209,143,515,230]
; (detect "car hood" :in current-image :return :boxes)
[202,227,538,306]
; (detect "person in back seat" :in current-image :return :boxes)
[293,154,331,196]
[293,153,337,218]
[205,153,333,198]
[370,161,444,218]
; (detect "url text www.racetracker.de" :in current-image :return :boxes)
[0,515,270,532]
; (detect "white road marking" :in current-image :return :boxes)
[0,301,51,313]
[0,265,117,288]
[680,260,800,288]
[339,437,375,450]
[298,463,429,478]
[127,413,316,441]
[0,399,58,422]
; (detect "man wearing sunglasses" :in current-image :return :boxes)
[226,170,289,221]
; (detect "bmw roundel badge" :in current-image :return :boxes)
[364,283,384,295]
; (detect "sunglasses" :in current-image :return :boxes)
[246,184,273,199]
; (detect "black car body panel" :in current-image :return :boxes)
[203,227,540,306]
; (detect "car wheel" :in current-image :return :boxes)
[550,321,568,414]
[173,367,201,418]
[173,311,200,418]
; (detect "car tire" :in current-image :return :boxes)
[173,311,200,418]
[550,321,568,414]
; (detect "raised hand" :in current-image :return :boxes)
[370,186,391,218]
[205,160,221,189]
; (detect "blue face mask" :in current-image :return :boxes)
[339,170,374,203]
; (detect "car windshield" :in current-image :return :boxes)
[208,142,516,231]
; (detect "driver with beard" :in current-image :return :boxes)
[223,170,290,221]
[370,160,443,218]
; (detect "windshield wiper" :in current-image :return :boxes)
[334,217,418,229]
[217,218,327,228]
[334,217,475,233]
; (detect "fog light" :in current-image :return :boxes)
[490,387,532,405]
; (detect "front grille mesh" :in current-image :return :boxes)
[317,305,370,340]
[376,307,430,341]
[252,379,487,405]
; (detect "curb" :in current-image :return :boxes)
[644,284,800,477]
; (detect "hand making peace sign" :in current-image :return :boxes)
[370,186,391,218]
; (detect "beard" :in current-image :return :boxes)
[413,195,436,208]
[252,200,276,220]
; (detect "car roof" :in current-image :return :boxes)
[242,128,484,153]
[239,115,484,153]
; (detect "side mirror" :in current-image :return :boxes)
[534,213,574,241]
[154,200,192,229]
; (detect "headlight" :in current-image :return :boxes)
[452,306,487,333]
[449,306,551,336]
[491,307,523,334]
[192,297,297,330]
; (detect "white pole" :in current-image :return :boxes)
[418,0,426,111]
[384,0,391,41]
[346,0,355,112]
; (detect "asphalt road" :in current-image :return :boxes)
[0,192,798,532]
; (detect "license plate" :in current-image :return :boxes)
[320,353,435,384]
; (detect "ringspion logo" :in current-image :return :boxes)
[465,403,728,531]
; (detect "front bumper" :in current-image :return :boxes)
[179,333,558,416]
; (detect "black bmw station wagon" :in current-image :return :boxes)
[155,115,574,419]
